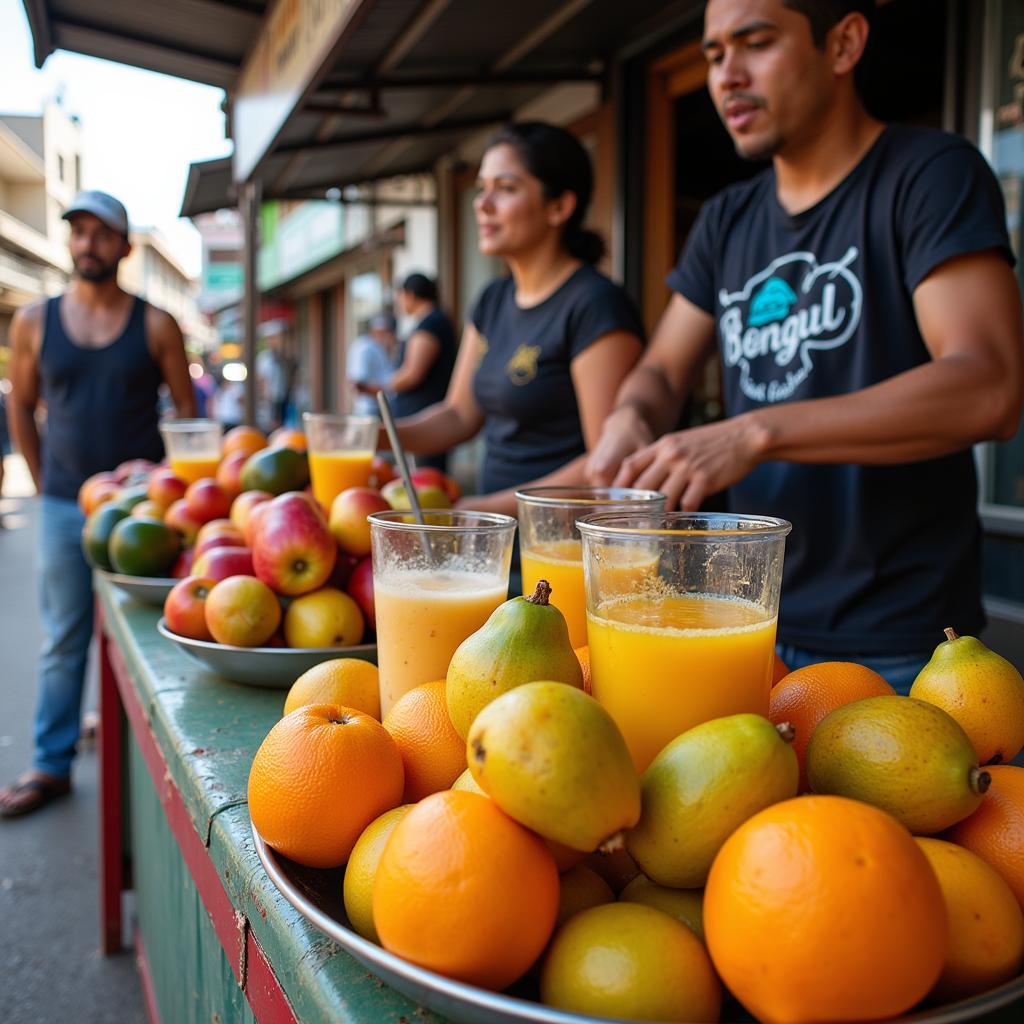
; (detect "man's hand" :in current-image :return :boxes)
[613,413,770,510]
[585,406,656,486]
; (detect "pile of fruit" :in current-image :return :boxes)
[248,588,1024,1024]
[78,424,462,651]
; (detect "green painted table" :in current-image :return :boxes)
[94,575,444,1024]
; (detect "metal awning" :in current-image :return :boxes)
[26,0,701,204]
[20,0,264,89]
[179,157,234,218]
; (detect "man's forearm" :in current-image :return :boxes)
[613,363,685,436]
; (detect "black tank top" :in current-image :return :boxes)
[40,295,165,500]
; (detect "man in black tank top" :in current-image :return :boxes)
[588,1,1024,690]
[1,191,195,818]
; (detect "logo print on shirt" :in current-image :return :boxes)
[719,248,862,403]
[506,343,540,386]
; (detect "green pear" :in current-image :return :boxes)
[910,627,1024,766]
[446,580,583,739]
[467,681,640,852]
[626,714,799,888]
[806,695,990,834]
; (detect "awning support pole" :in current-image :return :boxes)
[241,179,261,426]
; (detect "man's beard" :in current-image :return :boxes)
[734,131,785,163]
[74,256,118,282]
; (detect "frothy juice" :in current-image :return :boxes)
[522,540,660,649]
[375,569,508,715]
[587,593,777,771]
[308,450,374,509]
[170,455,221,484]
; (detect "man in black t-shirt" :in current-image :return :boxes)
[588,0,1024,689]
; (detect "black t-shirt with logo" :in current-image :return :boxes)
[668,125,1014,655]
[391,307,458,419]
[471,265,644,493]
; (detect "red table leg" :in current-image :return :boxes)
[97,601,125,954]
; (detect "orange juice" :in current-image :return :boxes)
[170,455,221,484]
[587,594,777,771]
[374,569,508,714]
[522,539,661,649]
[308,450,374,509]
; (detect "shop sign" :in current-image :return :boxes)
[258,200,345,290]
[233,0,362,182]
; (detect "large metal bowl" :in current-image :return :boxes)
[157,619,376,688]
[97,570,177,607]
[251,825,1024,1024]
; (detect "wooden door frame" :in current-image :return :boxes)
[643,40,708,330]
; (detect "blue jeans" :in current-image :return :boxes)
[776,643,931,697]
[33,495,93,778]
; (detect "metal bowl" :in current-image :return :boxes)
[251,825,1024,1024]
[156,619,376,688]
[97,570,177,607]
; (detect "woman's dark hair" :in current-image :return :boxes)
[400,272,438,302]
[782,0,874,48]
[486,121,605,265]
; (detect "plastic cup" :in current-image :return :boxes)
[578,511,791,771]
[303,412,379,511]
[369,510,517,716]
[515,487,665,648]
[159,419,223,484]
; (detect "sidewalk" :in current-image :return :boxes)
[0,455,145,1024]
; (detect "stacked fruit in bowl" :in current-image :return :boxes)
[248,583,1024,1024]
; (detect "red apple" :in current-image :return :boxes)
[192,545,254,582]
[147,468,188,511]
[328,486,390,558]
[245,500,273,547]
[195,518,244,552]
[164,499,206,545]
[215,449,249,501]
[329,551,359,591]
[410,466,462,502]
[171,547,195,579]
[184,477,232,524]
[369,455,397,489]
[164,575,216,641]
[345,556,375,631]
[204,575,281,647]
[251,492,337,596]
[231,490,273,539]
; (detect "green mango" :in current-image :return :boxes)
[82,504,131,570]
[108,517,182,578]
[239,446,310,496]
[626,714,799,888]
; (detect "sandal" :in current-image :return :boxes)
[0,774,72,819]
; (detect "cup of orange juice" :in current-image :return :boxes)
[515,487,665,649]
[303,412,379,511]
[159,419,223,484]
[369,510,516,716]
[577,511,791,772]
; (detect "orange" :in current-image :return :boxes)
[269,426,307,452]
[769,662,895,790]
[373,790,559,989]
[947,764,1024,911]
[915,837,1024,1001]
[222,424,267,458]
[771,652,790,685]
[283,658,380,720]
[705,795,947,1024]
[78,471,121,514]
[575,645,591,695]
[541,903,721,1022]
[383,680,467,802]
[248,703,403,868]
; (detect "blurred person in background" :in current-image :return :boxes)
[0,190,195,817]
[387,122,644,515]
[348,312,396,417]
[256,320,295,430]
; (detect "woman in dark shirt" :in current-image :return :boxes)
[388,273,457,472]
[392,121,644,514]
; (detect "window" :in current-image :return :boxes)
[57,154,65,182]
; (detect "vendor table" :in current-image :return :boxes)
[94,575,444,1023]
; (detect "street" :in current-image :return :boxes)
[0,455,145,1024]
